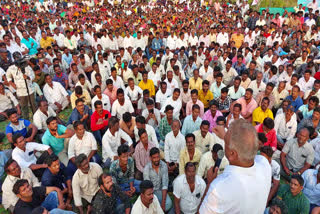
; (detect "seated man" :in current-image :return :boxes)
[255,118,277,151]
[33,100,58,134]
[143,147,173,212]
[110,144,141,197]
[67,98,92,130]
[280,128,314,179]
[193,120,216,154]
[255,82,276,109]
[72,154,103,214]
[119,112,136,139]
[297,96,319,121]
[142,98,161,129]
[252,97,274,126]
[134,116,158,147]
[92,173,131,214]
[136,89,150,115]
[68,121,101,174]
[298,106,320,136]
[6,108,38,144]
[0,82,20,121]
[91,100,111,145]
[274,105,297,146]
[134,128,157,180]
[111,88,134,120]
[131,180,163,214]
[164,119,185,178]
[43,74,70,113]
[302,168,320,213]
[91,85,111,112]
[214,87,232,117]
[70,85,91,109]
[2,159,40,212]
[276,175,310,214]
[41,154,72,209]
[42,116,75,166]
[202,100,223,133]
[159,105,175,144]
[185,89,205,117]
[173,162,206,214]
[11,133,52,178]
[102,116,133,168]
[13,179,65,213]
[179,133,202,175]
[181,104,202,136]
[197,144,229,179]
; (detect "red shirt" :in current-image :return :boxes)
[256,124,277,150]
[90,110,111,131]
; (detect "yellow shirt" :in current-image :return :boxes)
[40,37,55,49]
[198,89,214,109]
[179,147,202,175]
[138,79,155,96]
[70,90,92,109]
[231,33,244,49]
[252,107,274,126]
[189,77,203,91]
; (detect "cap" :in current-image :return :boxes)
[287,105,295,112]
[165,105,174,112]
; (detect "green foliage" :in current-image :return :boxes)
[259,0,297,8]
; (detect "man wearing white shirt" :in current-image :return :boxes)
[173,162,206,214]
[274,105,297,144]
[164,71,179,95]
[188,30,199,47]
[53,28,65,48]
[278,64,294,83]
[97,53,111,77]
[175,33,188,50]
[156,82,171,110]
[33,100,56,132]
[299,70,315,92]
[199,59,213,80]
[91,85,111,112]
[134,31,146,50]
[221,61,238,86]
[125,78,143,104]
[101,116,133,164]
[43,74,70,112]
[160,88,182,117]
[134,116,159,147]
[200,119,271,214]
[248,72,266,98]
[123,30,134,49]
[105,32,119,52]
[216,28,229,46]
[112,88,134,119]
[149,63,161,88]
[167,32,177,51]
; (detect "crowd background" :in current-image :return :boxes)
[1,0,320,213]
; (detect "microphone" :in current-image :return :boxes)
[213,149,225,172]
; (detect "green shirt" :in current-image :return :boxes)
[42,125,67,155]
[277,184,310,214]
[159,116,173,141]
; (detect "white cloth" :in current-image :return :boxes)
[134,124,159,147]
[91,94,111,112]
[68,131,98,159]
[111,99,134,119]
[6,65,35,97]
[12,143,50,169]
[43,82,68,105]
[274,113,297,140]
[125,85,143,101]
[199,155,271,214]
[155,90,171,109]
[298,77,315,92]
[160,96,182,117]
[248,80,266,98]
[131,194,164,214]
[33,107,56,130]
[302,169,320,206]
[173,174,206,214]
[101,129,133,161]
[197,151,229,178]
[164,131,186,163]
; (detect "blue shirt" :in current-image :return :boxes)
[62,54,72,66]
[181,115,202,136]
[53,73,68,88]
[151,38,163,51]
[42,125,67,155]
[21,37,38,55]
[5,119,31,137]
[298,104,314,119]
[41,163,71,190]
[67,105,92,130]
[286,95,303,112]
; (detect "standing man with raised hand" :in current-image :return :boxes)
[199,119,271,214]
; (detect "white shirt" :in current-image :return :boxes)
[302,169,320,206]
[221,67,238,86]
[167,36,177,50]
[188,35,199,47]
[110,76,125,90]
[271,160,281,181]
[199,66,213,80]
[155,90,171,109]
[131,194,164,214]
[199,155,271,214]
[12,143,50,169]
[101,129,133,161]
[164,78,179,95]
[6,65,34,97]
[278,71,293,83]
[91,94,111,112]
[274,113,297,141]
[2,168,41,210]
[125,85,143,101]
[134,124,159,147]
[111,99,134,119]
[123,36,135,49]
[160,96,182,117]
[175,38,188,49]
[33,107,56,130]
[298,77,315,92]
[68,131,98,159]
[53,33,66,47]
[197,151,229,178]
[216,32,229,46]
[43,81,68,105]
[148,71,161,87]
[310,137,320,166]
[98,60,111,77]
[164,131,186,163]
[134,37,146,50]
[173,174,206,214]
[248,80,266,98]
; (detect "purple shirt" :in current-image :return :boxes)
[53,73,68,88]
[202,109,223,132]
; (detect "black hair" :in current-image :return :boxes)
[75,153,87,168]
[117,144,129,156]
[185,133,195,142]
[291,174,304,186]
[150,147,160,156]
[260,146,273,157]
[140,180,154,194]
[136,116,146,124]
[94,100,103,108]
[12,179,28,195]
[212,143,223,154]
[138,128,147,137]
[45,154,59,167]
[122,112,132,123]
[46,116,57,125]
[263,117,274,129]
